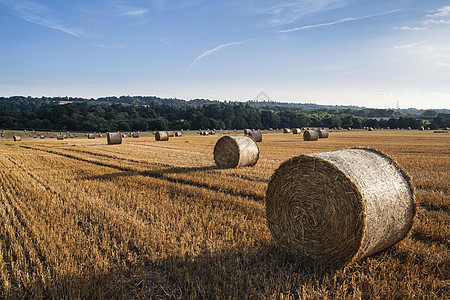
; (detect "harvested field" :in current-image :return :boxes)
[0,130,448,299]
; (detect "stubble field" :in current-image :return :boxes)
[0,130,448,299]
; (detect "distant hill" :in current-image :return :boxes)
[1,95,449,115]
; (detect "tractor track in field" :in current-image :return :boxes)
[20,145,266,203]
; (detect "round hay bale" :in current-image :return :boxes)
[213,136,259,168]
[13,135,21,141]
[247,130,262,142]
[244,129,251,135]
[303,130,319,141]
[316,129,329,138]
[57,134,64,140]
[292,128,302,134]
[167,131,175,137]
[155,131,169,141]
[283,128,291,133]
[175,131,183,137]
[132,132,140,138]
[87,133,95,139]
[266,148,415,268]
[107,132,122,145]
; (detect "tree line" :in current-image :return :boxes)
[0,97,448,132]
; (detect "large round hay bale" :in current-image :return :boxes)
[247,130,262,142]
[266,148,415,268]
[132,132,139,138]
[13,135,21,141]
[316,129,329,138]
[175,131,183,137]
[283,128,291,133]
[155,131,169,141]
[303,130,319,141]
[107,132,122,145]
[87,133,95,139]
[213,136,259,168]
[167,131,175,137]
[292,128,301,134]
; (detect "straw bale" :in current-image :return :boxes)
[292,128,302,134]
[244,129,251,135]
[57,135,64,140]
[247,130,262,142]
[316,129,329,138]
[283,128,291,133]
[213,136,259,168]
[175,131,183,137]
[107,132,123,145]
[266,148,415,268]
[87,133,95,139]
[132,132,140,138]
[13,135,21,141]
[303,130,319,141]
[155,131,169,141]
[167,131,175,137]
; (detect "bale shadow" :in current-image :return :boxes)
[9,243,334,299]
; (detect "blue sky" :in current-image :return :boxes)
[1,0,449,109]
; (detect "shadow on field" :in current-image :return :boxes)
[12,245,333,299]
[81,165,266,201]
[159,244,333,299]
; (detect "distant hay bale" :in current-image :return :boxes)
[87,133,95,139]
[175,131,183,137]
[419,127,424,131]
[213,136,259,168]
[265,148,415,268]
[57,135,64,140]
[167,131,175,137]
[40,135,45,139]
[292,128,302,134]
[209,131,216,135]
[303,130,319,141]
[244,129,251,135]
[247,130,262,142]
[155,131,169,141]
[107,132,123,145]
[283,128,291,133]
[13,135,21,141]
[132,132,140,138]
[316,129,329,138]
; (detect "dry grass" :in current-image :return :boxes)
[0,130,448,299]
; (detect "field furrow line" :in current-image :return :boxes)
[0,166,46,294]
[20,145,267,202]
[60,145,271,184]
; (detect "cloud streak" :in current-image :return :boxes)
[3,0,94,38]
[279,8,403,33]
[187,38,258,70]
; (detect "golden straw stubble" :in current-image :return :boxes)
[266,148,415,268]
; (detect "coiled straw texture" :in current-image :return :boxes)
[107,132,122,145]
[214,136,259,168]
[155,131,169,141]
[266,148,415,268]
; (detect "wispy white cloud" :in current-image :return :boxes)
[239,0,349,26]
[393,41,425,49]
[94,43,126,49]
[279,8,403,33]
[116,5,149,17]
[187,38,259,70]
[394,26,426,31]
[2,0,95,38]
[426,6,450,18]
